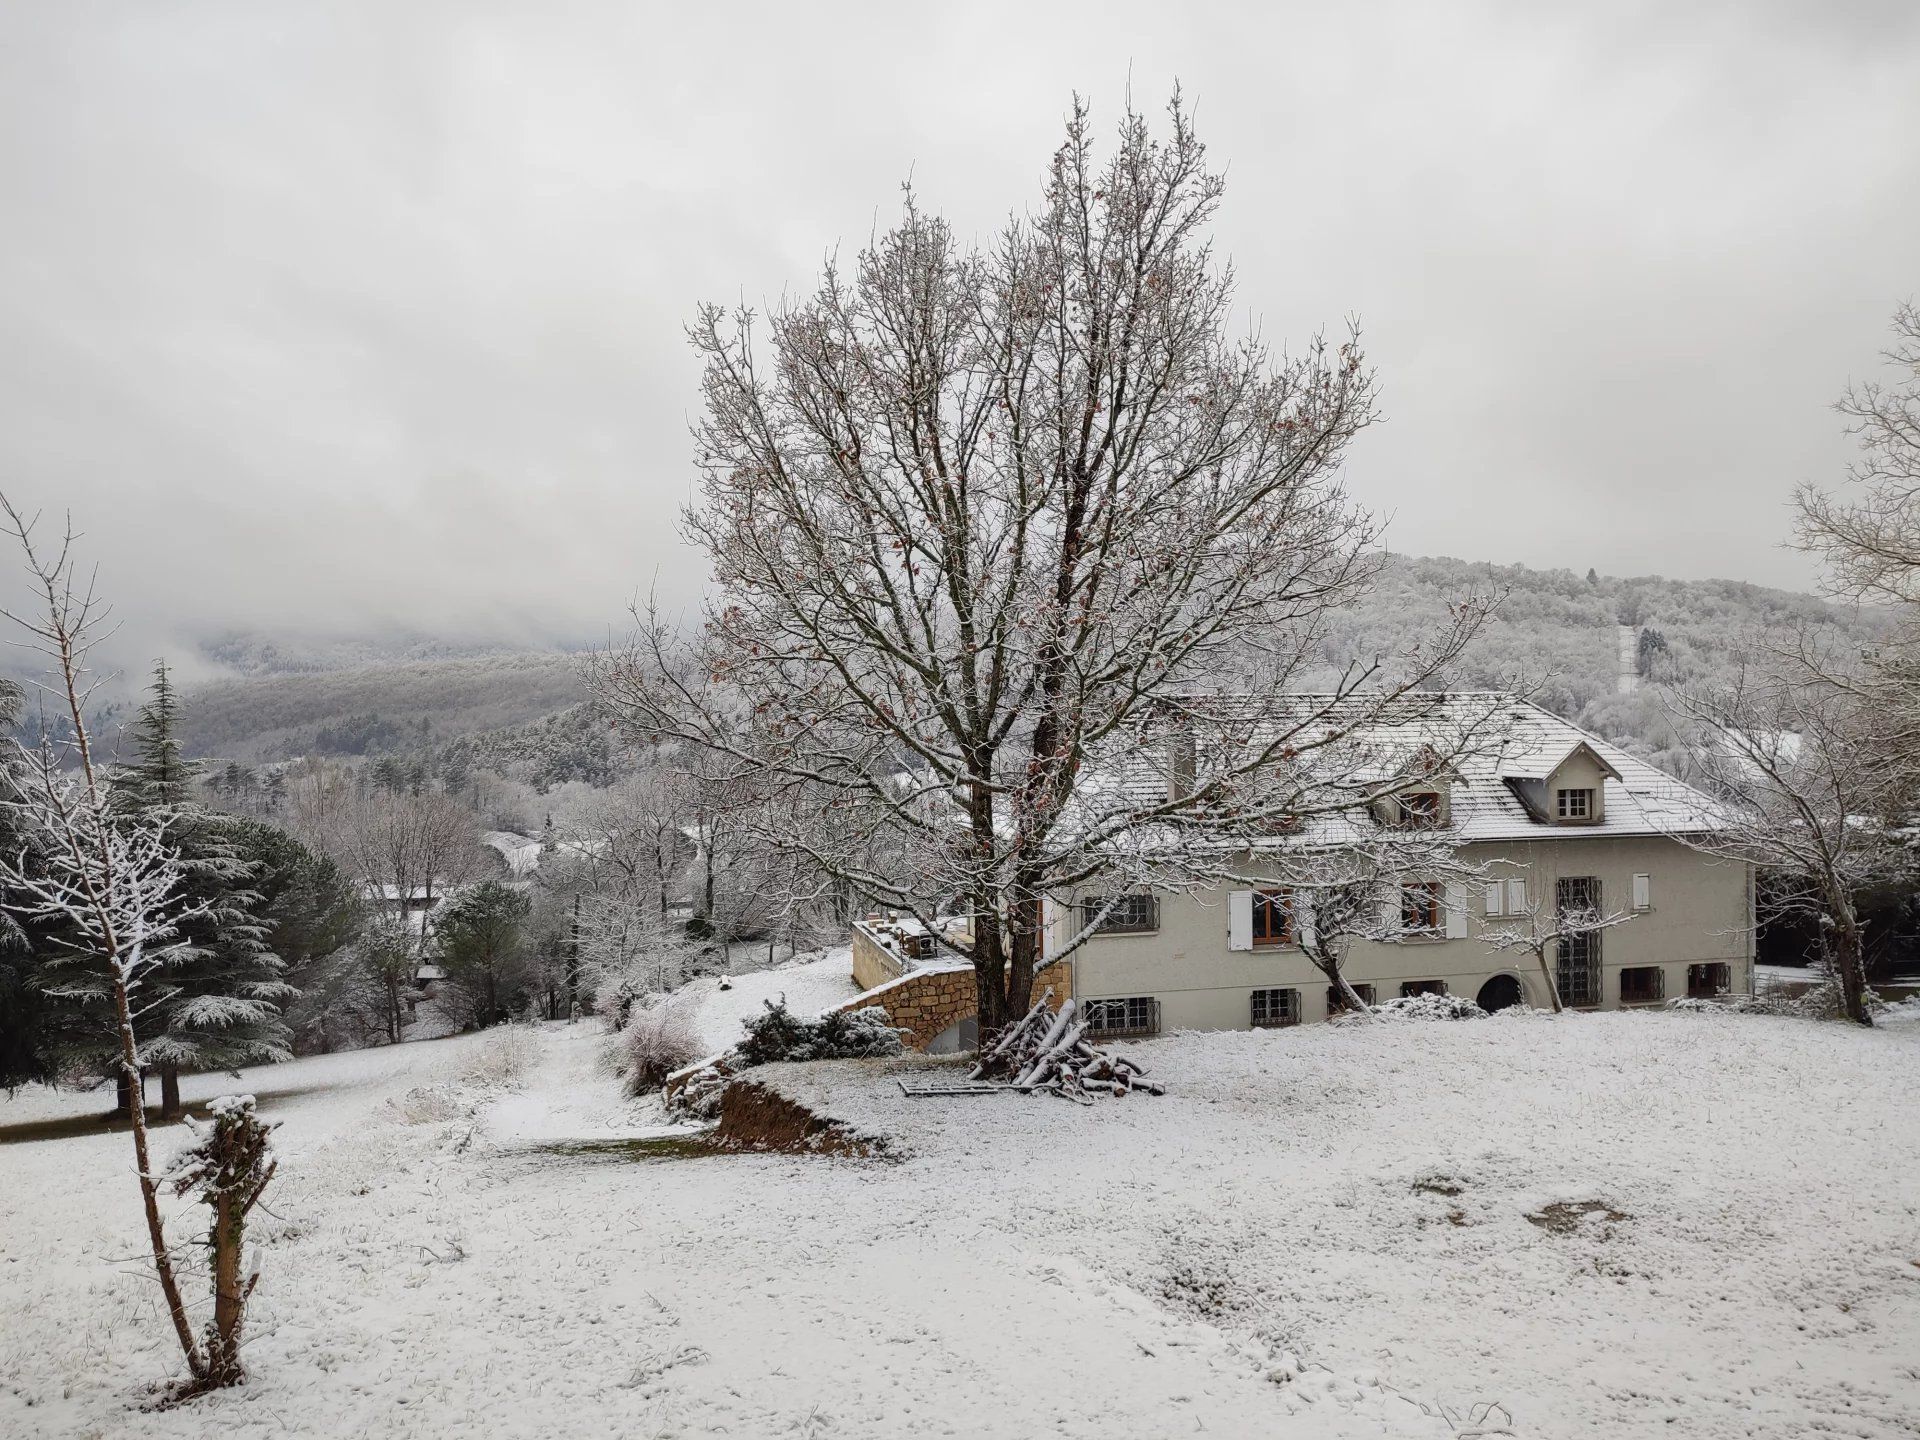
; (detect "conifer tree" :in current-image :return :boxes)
[126,660,194,808]
[119,663,293,1115]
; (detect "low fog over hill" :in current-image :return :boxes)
[155,554,1882,785]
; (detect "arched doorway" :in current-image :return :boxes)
[1477,974,1523,1013]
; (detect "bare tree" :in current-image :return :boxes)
[1796,301,1920,606]
[590,94,1495,1036]
[1792,300,1920,816]
[1667,643,1904,1026]
[1482,877,1638,1014]
[0,500,221,1387]
[1295,837,1481,1015]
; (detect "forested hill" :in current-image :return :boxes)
[163,556,1882,781]
[1312,554,1883,771]
[173,651,588,763]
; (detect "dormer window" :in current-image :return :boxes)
[1399,791,1442,828]
[1556,788,1594,821]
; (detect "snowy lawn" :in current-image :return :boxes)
[3,1005,1918,1439]
[674,945,865,1052]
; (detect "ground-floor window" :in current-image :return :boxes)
[1686,962,1731,999]
[1083,894,1158,934]
[1084,996,1160,1038]
[1401,979,1447,998]
[1555,876,1605,1007]
[1249,988,1300,1028]
[1619,966,1665,1004]
[1327,982,1376,1014]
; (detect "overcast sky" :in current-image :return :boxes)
[2,1,1916,669]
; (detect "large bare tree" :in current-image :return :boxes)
[593,96,1493,1034]
[1669,644,1904,1026]
[1796,301,1920,607]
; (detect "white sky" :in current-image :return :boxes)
[2,1,1916,665]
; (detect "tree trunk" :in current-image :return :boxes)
[160,1065,182,1120]
[1537,949,1565,1014]
[204,1187,247,1387]
[112,982,206,1381]
[1829,919,1874,1027]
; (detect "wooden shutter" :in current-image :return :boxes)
[1484,880,1504,916]
[1227,890,1254,951]
[1297,892,1317,949]
[1632,873,1651,911]
[1506,878,1527,914]
[1445,883,1469,939]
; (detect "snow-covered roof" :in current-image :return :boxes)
[481,830,543,877]
[1097,692,1727,848]
[1494,737,1622,784]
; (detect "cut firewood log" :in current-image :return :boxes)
[973,993,1164,1099]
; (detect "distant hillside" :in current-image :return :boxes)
[164,557,1886,782]
[176,651,589,762]
[1310,555,1886,772]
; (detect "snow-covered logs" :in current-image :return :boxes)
[969,993,1164,1103]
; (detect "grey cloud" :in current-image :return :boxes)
[1,1,1915,672]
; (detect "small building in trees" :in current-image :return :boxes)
[846,696,1754,1043]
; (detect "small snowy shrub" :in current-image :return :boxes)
[622,1004,704,1095]
[460,1024,537,1088]
[165,1095,279,1390]
[1358,992,1487,1022]
[735,1001,904,1065]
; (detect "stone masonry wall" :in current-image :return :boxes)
[838,958,1074,1051]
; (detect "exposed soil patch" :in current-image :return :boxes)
[1413,1175,1466,1197]
[1527,1200,1631,1237]
[518,1135,721,1163]
[710,1079,889,1158]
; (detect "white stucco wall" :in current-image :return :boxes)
[1057,835,1753,1030]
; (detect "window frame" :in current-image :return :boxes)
[1400,979,1448,998]
[1083,996,1161,1039]
[1251,888,1294,948]
[1397,790,1443,829]
[1555,875,1604,1007]
[1686,962,1731,999]
[1619,966,1665,1005]
[1249,987,1300,1028]
[1083,893,1159,936]
[1327,982,1376,1014]
[1555,787,1595,821]
[1400,880,1445,937]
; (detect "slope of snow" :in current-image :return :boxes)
[3,1006,1918,1438]
[674,945,864,1052]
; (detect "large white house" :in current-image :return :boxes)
[1049,695,1753,1035]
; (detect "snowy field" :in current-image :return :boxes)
[3,994,1918,1439]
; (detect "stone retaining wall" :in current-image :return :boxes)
[837,958,1074,1051]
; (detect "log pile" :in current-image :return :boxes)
[969,993,1165,1103]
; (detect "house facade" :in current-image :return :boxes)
[1053,699,1754,1034]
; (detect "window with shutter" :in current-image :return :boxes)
[1252,889,1293,947]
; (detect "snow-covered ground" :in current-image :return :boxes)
[674,945,865,1052]
[4,1001,1918,1438]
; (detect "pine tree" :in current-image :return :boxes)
[126,660,195,809]
[119,664,293,1116]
